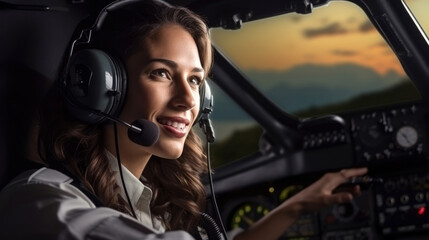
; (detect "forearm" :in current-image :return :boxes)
[233,200,303,240]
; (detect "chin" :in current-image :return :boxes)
[154,148,183,160]
[154,138,186,159]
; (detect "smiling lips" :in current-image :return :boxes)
[157,117,190,138]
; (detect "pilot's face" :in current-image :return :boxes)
[121,24,203,159]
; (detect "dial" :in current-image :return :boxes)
[278,185,303,203]
[359,123,385,147]
[395,125,418,149]
[230,202,270,230]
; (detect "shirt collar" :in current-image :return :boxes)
[105,150,152,209]
[105,150,166,232]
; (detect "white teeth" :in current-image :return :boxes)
[159,119,186,130]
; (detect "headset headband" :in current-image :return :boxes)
[68,0,171,61]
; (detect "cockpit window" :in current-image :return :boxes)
[403,0,429,39]
[208,1,421,168]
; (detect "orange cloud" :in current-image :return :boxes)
[303,22,348,38]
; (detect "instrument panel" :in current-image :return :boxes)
[350,104,428,164]
[216,101,429,239]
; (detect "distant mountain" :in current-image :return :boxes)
[210,63,404,121]
[295,80,421,118]
[246,63,402,90]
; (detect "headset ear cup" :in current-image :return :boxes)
[63,49,126,124]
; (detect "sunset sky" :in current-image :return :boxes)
[210,0,429,77]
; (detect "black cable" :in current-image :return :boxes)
[206,140,229,240]
[113,122,138,219]
[199,212,224,240]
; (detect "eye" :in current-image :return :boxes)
[150,69,171,80]
[189,76,202,86]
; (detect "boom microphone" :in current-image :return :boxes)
[127,119,160,147]
[94,110,160,146]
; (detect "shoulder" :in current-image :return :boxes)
[0,167,95,207]
[3,167,72,187]
[29,167,73,183]
[0,167,97,238]
[19,167,73,185]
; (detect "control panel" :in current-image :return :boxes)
[217,102,429,239]
[374,171,429,235]
[350,104,428,164]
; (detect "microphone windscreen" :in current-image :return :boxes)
[128,119,160,147]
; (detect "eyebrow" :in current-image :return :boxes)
[148,58,204,73]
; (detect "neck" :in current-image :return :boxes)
[104,123,152,178]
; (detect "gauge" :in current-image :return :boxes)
[278,185,303,203]
[395,125,418,149]
[230,202,270,230]
[359,123,385,147]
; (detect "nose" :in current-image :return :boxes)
[171,77,197,111]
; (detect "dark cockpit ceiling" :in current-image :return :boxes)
[99,0,330,29]
[185,0,328,29]
[0,0,332,30]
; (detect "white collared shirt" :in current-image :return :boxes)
[105,150,166,232]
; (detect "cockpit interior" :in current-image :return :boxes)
[1,0,429,239]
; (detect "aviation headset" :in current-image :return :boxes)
[61,0,214,132]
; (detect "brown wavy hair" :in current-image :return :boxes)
[39,0,212,233]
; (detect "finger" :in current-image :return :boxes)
[320,172,351,191]
[326,168,368,191]
[339,167,368,179]
[320,168,368,192]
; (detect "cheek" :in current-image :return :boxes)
[122,81,165,120]
[136,85,166,114]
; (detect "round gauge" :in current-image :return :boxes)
[395,125,418,149]
[230,202,270,230]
